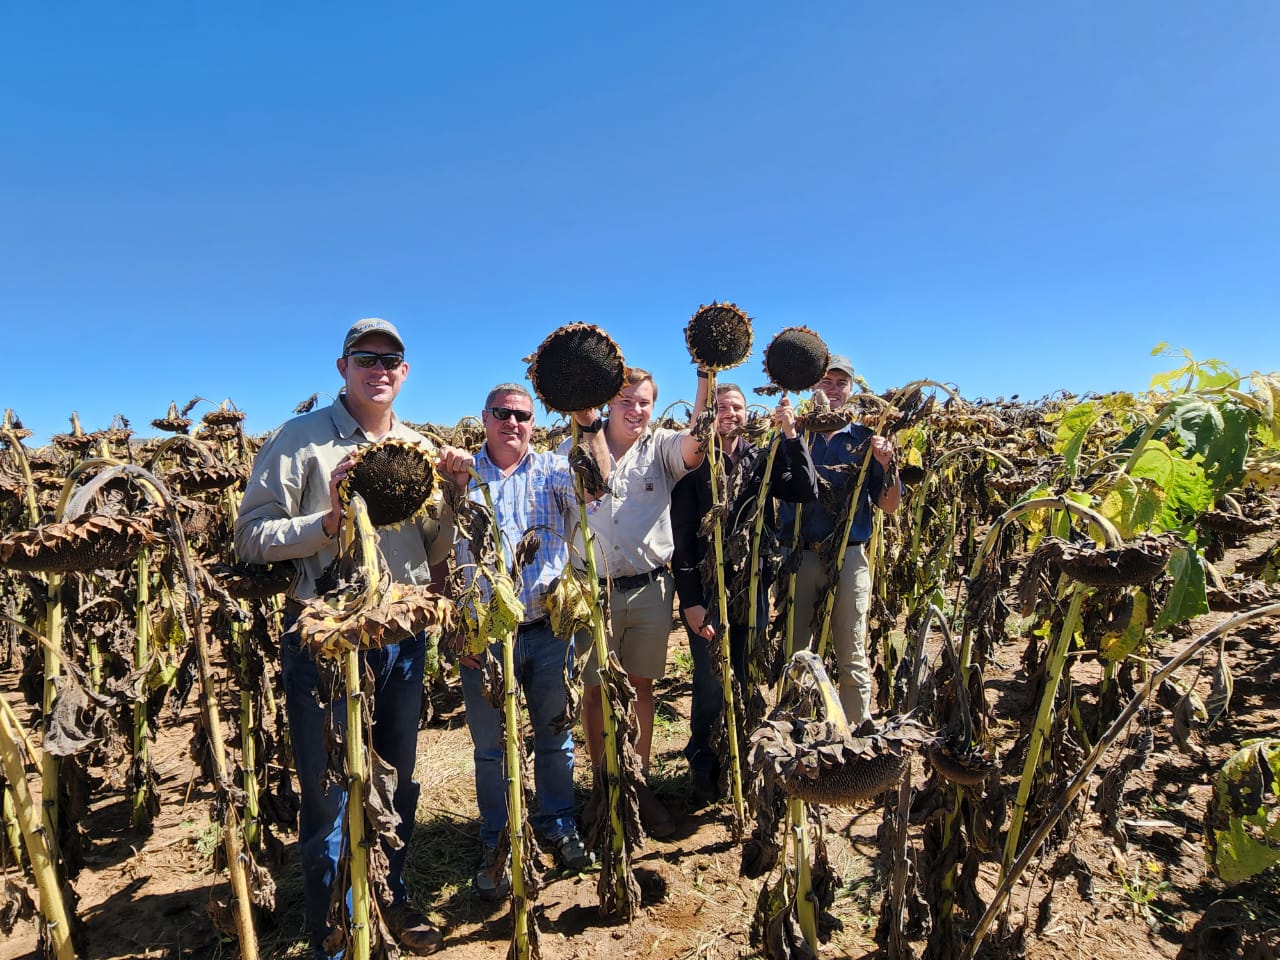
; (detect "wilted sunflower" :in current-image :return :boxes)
[525,323,626,413]
[339,438,439,529]
[762,326,830,393]
[684,301,753,371]
[0,513,162,574]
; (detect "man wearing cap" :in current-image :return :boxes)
[235,318,450,957]
[437,383,599,900]
[565,365,707,838]
[778,355,902,726]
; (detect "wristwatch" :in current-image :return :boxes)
[579,416,604,434]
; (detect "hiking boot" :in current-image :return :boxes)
[690,764,720,807]
[552,829,593,872]
[384,903,444,956]
[474,845,511,901]
[636,781,675,839]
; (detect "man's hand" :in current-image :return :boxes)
[323,454,358,538]
[870,435,895,469]
[572,408,601,430]
[683,604,716,640]
[437,445,474,491]
[773,397,797,439]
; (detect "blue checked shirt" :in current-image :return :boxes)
[453,446,578,622]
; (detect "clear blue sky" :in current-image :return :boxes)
[3,3,1277,446]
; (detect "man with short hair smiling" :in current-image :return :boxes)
[779,354,902,725]
[235,318,451,958]
[438,385,599,899]
[569,366,708,837]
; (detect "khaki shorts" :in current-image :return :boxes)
[582,572,674,684]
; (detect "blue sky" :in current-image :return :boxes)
[3,3,1277,446]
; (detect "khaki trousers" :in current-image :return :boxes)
[792,543,873,725]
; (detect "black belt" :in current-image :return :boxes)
[518,615,549,631]
[602,566,668,591]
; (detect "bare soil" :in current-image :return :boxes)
[5,535,1280,960]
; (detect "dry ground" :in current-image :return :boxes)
[5,537,1280,960]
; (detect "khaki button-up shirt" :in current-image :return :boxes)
[234,399,453,601]
[567,426,692,578]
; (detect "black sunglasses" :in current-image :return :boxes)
[345,351,405,370]
[487,406,533,423]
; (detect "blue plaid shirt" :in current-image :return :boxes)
[453,446,578,622]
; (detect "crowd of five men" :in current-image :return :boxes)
[234,318,901,958]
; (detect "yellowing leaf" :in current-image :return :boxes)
[1099,474,1165,539]
[1205,738,1280,884]
[1100,590,1148,662]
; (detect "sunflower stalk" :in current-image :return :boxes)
[776,427,807,675]
[570,421,635,917]
[466,469,535,960]
[3,783,23,869]
[339,496,379,960]
[885,605,941,959]
[704,370,746,833]
[0,698,75,960]
[131,547,152,830]
[224,486,260,849]
[745,433,782,673]
[1000,582,1088,877]
[777,653,849,953]
[41,571,64,865]
[237,611,260,848]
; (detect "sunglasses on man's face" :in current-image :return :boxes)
[487,406,534,423]
[345,351,405,370]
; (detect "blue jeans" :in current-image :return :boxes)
[459,621,577,848]
[683,616,749,774]
[281,625,426,960]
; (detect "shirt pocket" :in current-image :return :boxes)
[624,472,658,496]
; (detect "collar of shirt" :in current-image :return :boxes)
[329,394,410,443]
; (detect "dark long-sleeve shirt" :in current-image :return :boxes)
[671,435,819,611]
[777,423,900,546]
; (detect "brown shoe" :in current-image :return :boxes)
[385,903,444,956]
[636,782,675,839]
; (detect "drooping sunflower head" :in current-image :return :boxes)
[340,438,438,528]
[525,323,626,413]
[684,301,753,371]
[763,326,830,393]
[0,513,162,574]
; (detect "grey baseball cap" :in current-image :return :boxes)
[342,318,405,355]
[826,354,855,378]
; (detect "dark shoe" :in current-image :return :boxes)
[385,903,444,956]
[474,845,511,901]
[636,782,675,839]
[552,829,594,872]
[690,764,720,807]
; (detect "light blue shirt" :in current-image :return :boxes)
[454,446,577,622]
